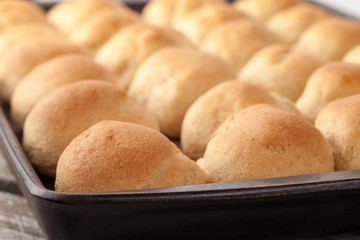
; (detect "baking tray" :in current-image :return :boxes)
[2,1,360,239]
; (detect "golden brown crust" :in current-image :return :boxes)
[47,0,124,34]
[69,7,139,51]
[0,0,46,32]
[315,94,360,171]
[55,120,205,193]
[23,80,160,178]
[267,3,331,43]
[343,44,360,65]
[239,43,323,101]
[0,22,62,57]
[233,0,300,22]
[197,104,334,183]
[181,80,300,160]
[10,54,117,128]
[294,16,360,62]
[295,62,360,122]
[201,18,281,73]
[95,22,192,90]
[128,46,235,138]
[172,0,246,44]
[0,36,87,103]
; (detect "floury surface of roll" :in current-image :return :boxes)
[296,62,360,122]
[11,54,117,128]
[201,18,280,74]
[181,80,299,160]
[55,120,205,193]
[315,94,360,171]
[0,36,86,103]
[128,46,235,138]
[197,104,334,183]
[23,80,160,178]
[239,43,323,102]
[95,22,192,90]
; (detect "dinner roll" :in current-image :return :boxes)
[296,62,360,122]
[197,104,334,183]
[0,36,86,103]
[315,94,360,171]
[128,46,235,138]
[142,0,222,28]
[95,23,191,90]
[239,43,323,101]
[47,0,129,35]
[233,0,300,22]
[267,3,331,43]
[23,81,160,178]
[181,81,299,160]
[201,18,280,73]
[69,7,139,51]
[294,17,360,62]
[0,22,61,56]
[11,54,117,128]
[55,120,205,193]
[0,0,46,32]
[343,44,360,64]
[172,0,246,44]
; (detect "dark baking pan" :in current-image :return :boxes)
[3,102,360,240]
[2,1,360,240]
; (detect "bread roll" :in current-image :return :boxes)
[315,94,360,171]
[11,54,117,128]
[23,80,160,178]
[201,18,280,73]
[55,120,205,193]
[267,3,331,43]
[239,43,323,101]
[343,44,360,65]
[128,46,235,138]
[0,22,61,56]
[47,0,127,35]
[142,0,222,28]
[233,0,300,22]
[95,23,191,90]
[197,104,334,183]
[294,17,360,62]
[296,62,360,122]
[172,0,246,44]
[181,81,299,160]
[69,7,139,51]
[0,0,45,32]
[0,36,86,103]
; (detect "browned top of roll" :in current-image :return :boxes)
[55,120,205,193]
[0,36,87,103]
[23,80,160,178]
[10,53,117,128]
[267,3,331,43]
[181,80,299,160]
[0,0,46,32]
[343,44,360,65]
[294,16,360,62]
[128,46,235,138]
[315,94,360,171]
[197,104,334,183]
[295,62,360,122]
[233,0,301,22]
